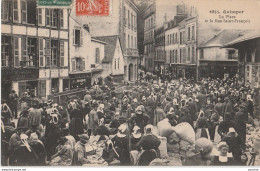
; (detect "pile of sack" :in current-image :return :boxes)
[157,119,195,157]
[156,119,216,166]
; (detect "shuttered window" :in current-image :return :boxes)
[21,0,27,23]
[60,41,64,66]
[45,40,51,66]
[14,37,19,67]
[13,0,19,22]
[39,39,44,67]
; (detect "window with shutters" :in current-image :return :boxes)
[45,9,58,27]
[175,33,177,43]
[115,59,116,70]
[128,35,130,48]
[200,49,204,59]
[192,46,195,63]
[21,0,27,23]
[175,50,178,63]
[180,32,182,44]
[39,39,44,67]
[1,36,11,67]
[131,13,133,30]
[60,41,64,66]
[179,49,182,63]
[118,58,120,69]
[192,25,195,40]
[13,0,19,22]
[131,36,133,48]
[27,0,36,24]
[14,37,19,67]
[45,40,51,66]
[228,50,236,59]
[46,9,50,26]
[72,58,84,71]
[187,47,190,61]
[128,10,130,28]
[21,37,27,66]
[51,9,57,27]
[60,10,64,28]
[188,27,190,40]
[73,28,83,46]
[96,48,100,63]
[1,0,10,22]
[38,9,42,25]
[27,38,37,67]
[51,40,58,66]
[183,48,186,63]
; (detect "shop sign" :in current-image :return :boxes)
[38,0,72,7]
[2,68,39,81]
[69,72,91,79]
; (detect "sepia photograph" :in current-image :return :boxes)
[1,0,260,167]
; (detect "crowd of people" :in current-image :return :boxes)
[1,76,260,166]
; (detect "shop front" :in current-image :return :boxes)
[199,61,238,79]
[1,68,39,99]
[111,74,124,83]
[69,72,92,90]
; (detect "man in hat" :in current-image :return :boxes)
[222,127,244,164]
[153,102,166,126]
[204,103,219,141]
[234,105,247,146]
[8,90,19,119]
[73,134,90,165]
[222,97,234,120]
[28,100,42,129]
[88,100,99,135]
[8,126,26,165]
[129,106,150,133]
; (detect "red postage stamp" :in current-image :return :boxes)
[76,0,110,16]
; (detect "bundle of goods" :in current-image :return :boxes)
[157,119,196,158]
[246,124,260,151]
[149,156,182,166]
[82,155,108,166]
[81,136,108,166]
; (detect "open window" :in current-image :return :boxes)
[73,28,83,46]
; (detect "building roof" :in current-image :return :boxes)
[199,29,246,48]
[223,30,260,47]
[93,35,119,63]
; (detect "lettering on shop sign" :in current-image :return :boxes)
[38,0,72,7]
[2,68,39,81]
[70,73,91,79]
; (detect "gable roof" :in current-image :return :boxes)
[93,35,120,63]
[199,29,246,48]
[223,30,260,47]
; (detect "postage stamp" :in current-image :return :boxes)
[76,0,110,16]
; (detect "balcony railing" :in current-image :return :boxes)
[126,48,139,57]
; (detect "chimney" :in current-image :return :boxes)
[83,24,90,32]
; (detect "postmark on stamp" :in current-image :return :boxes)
[76,0,110,16]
